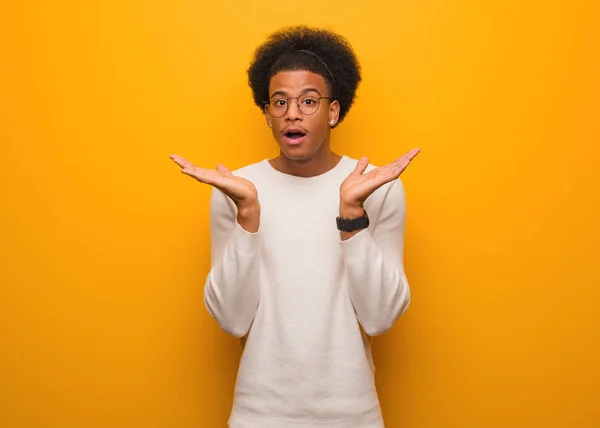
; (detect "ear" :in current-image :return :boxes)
[264,104,272,128]
[328,100,341,127]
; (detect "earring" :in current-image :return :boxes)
[268,122,272,128]
[330,120,335,125]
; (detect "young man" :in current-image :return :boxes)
[170,26,420,428]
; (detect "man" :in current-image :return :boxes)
[170,25,420,428]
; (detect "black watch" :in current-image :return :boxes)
[336,210,369,232]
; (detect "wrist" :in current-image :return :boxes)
[339,203,364,219]
[237,200,260,217]
[337,204,369,240]
[237,201,260,233]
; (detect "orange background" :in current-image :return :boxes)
[1,1,599,427]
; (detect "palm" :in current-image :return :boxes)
[340,148,420,206]
[170,154,257,205]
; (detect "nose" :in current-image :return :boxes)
[285,100,303,121]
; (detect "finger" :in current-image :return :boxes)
[374,165,401,184]
[170,154,186,164]
[183,167,220,186]
[384,149,419,176]
[351,156,369,176]
[405,148,421,160]
[392,149,420,175]
[376,152,417,181]
[170,155,185,167]
[367,148,420,187]
[171,155,194,169]
[394,148,420,165]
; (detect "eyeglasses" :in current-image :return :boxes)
[265,94,331,118]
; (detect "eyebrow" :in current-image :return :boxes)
[269,87,322,99]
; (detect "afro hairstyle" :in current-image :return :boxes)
[247,26,362,125]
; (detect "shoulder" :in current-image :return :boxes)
[231,159,270,180]
[343,155,383,175]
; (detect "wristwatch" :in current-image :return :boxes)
[336,209,369,232]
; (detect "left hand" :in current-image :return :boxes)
[340,148,420,210]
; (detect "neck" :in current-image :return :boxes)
[270,150,342,178]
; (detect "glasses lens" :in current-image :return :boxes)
[268,99,287,118]
[299,95,320,115]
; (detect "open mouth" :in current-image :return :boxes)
[284,131,306,140]
[282,129,307,145]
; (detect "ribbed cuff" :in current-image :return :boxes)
[231,221,260,256]
[340,228,375,263]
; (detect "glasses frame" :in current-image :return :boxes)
[264,96,331,118]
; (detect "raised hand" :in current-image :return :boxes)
[170,154,258,208]
[340,148,420,211]
[170,154,261,232]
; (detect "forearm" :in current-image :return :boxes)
[342,231,410,336]
[204,203,261,338]
[339,180,410,336]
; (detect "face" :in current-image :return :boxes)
[265,70,340,162]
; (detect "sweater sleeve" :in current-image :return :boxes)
[203,187,261,338]
[340,179,411,337]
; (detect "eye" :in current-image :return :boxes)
[302,97,317,105]
[274,99,287,106]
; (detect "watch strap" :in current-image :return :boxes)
[336,209,370,232]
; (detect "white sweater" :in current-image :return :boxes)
[203,155,411,428]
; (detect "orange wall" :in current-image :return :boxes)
[1,1,599,427]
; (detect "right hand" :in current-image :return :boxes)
[169,154,258,209]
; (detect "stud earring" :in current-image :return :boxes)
[268,123,272,128]
[330,120,335,125]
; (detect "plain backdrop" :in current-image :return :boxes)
[1,1,599,427]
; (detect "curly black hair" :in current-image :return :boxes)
[247,26,362,125]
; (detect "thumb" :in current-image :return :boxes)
[351,156,369,176]
[216,164,233,176]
